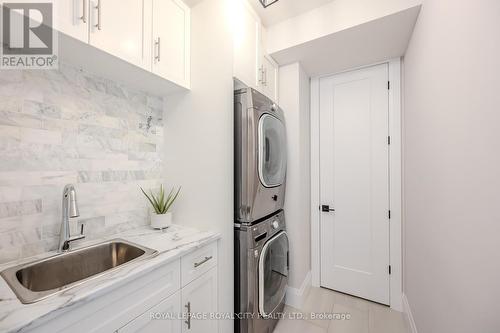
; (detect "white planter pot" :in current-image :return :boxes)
[151,212,172,229]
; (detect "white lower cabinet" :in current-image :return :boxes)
[181,267,218,333]
[259,54,279,102]
[27,241,218,333]
[114,243,218,333]
[117,291,181,333]
[117,268,218,333]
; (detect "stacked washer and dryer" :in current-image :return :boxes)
[234,88,289,333]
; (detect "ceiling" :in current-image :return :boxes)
[270,5,421,76]
[248,0,335,26]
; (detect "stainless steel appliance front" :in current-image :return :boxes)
[234,88,287,223]
[235,210,289,333]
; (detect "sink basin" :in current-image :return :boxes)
[1,239,157,304]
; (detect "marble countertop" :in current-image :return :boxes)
[0,225,220,333]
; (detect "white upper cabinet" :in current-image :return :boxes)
[55,0,190,89]
[55,0,90,43]
[233,0,279,102]
[152,0,190,88]
[88,0,152,70]
[233,1,261,89]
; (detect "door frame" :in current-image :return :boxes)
[310,58,402,311]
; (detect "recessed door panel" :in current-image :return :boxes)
[319,64,390,305]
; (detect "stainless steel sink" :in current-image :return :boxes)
[1,239,158,304]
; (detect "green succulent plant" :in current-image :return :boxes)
[140,184,181,214]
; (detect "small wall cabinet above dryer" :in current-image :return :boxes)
[233,0,279,102]
[55,0,190,91]
[258,54,279,103]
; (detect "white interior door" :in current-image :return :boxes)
[319,64,390,305]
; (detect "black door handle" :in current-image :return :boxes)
[321,205,335,212]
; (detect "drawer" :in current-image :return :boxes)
[181,241,218,287]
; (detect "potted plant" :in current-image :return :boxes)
[140,184,181,229]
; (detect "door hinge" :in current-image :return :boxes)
[387,81,390,90]
[389,265,392,275]
[388,136,391,145]
[388,210,391,219]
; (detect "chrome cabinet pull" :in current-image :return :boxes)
[259,65,265,84]
[154,37,161,62]
[194,255,213,268]
[185,301,191,329]
[95,0,102,30]
[81,0,87,23]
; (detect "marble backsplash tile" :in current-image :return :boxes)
[0,63,165,264]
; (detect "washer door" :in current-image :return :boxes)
[258,114,287,188]
[259,231,289,317]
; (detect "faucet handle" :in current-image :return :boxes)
[67,224,85,244]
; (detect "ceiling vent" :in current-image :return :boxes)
[259,0,279,8]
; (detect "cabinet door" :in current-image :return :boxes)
[117,291,182,333]
[261,55,279,101]
[152,0,190,88]
[233,1,260,89]
[55,0,89,42]
[89,0,151,69]
[181,268,218,333]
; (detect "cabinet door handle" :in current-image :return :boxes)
[94,0,102,30]
[154,37,161,62]
[258,65,264,84]
[263,68,267,86]
[80,0,87,23]
[185,301,191,329]
[194,256,213,268]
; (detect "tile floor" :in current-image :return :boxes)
[274,287,410,333]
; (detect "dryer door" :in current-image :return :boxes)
[258,231,289,317]
[258,114,287,188]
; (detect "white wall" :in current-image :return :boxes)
[266,0,421,55]
[279,63,311,289]
[403,0,500,332]
[163,0,234,332]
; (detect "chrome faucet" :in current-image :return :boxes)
[58,184,85,252]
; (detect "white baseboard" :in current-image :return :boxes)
[285,271,311,309]
[402,293,418,333]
